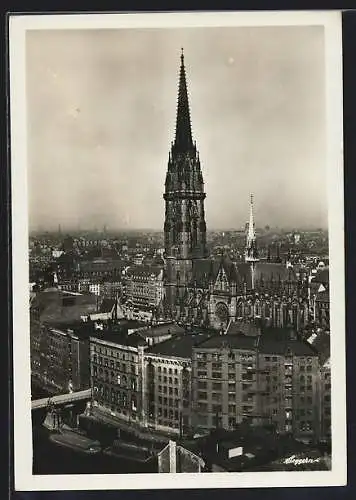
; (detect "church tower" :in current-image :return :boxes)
[163,49,207,313]
[245,194,259,289]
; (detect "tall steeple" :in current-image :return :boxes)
[245,194,259,263]
[163,49,207,315]
[174,48,194,153]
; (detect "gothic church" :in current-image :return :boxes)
[162,50,309,332]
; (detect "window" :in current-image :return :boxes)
[198,381,207,389]
[212,372,222,379]
[198,391,207,400]
[212,382,222,390]
[228,404,236,414]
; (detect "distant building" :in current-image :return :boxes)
[133,253,144,266]
[76,259,125,282]
[124,265,164,313]
[89,298,118,322]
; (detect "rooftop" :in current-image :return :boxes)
[142,323,186,338]
[99,298,116,313]
[195,334,258,351]
[147,332,212,359]
[90,330,147,349]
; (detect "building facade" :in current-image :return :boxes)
[31,323,91,393]
[89,332,147,424]
[143,333,207,435]
[191,330,321,441]
[124,265,164,312]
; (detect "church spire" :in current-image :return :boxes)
[247,193,256,244]
[245,194,259,263]
[174,48,193,152]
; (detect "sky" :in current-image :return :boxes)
[26,26,327,231]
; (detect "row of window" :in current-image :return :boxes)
[157,385,180,396]
[91,346,137,362]
[92,356,137,374]
[157,397,180,407]
[93,369,137,390]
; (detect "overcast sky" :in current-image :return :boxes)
[26,26,327,231]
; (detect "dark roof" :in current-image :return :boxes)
[142,323,185,338]
[195,334,258,351]
[312,268,329,284]
[90,330,147,348]
[235,263,253,288]
[147,332,212,359]
[309,331,330,364]
[99,298,116,313]
[33,290,98,324]
[227,320,261,337]
[254,263,297,282]
[190,426,310,472]
[79,259,124,273]
[126,265,163,278]
[259,328,318,356]
[49,321,95,340]
[315,290,329,302]
[192,259,216,285]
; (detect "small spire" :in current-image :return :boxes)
[247,193,256,242]
[245,193,259,263]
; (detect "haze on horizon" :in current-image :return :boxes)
[27,26,327,232]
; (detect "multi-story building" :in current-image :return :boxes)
[89,330,147,424]
[144,332,211,436]
[191,328,321,441]
[31,322,91,394]
[75,258,125,282]
[124,265,164,312]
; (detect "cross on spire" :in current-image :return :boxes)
[174,48,193,152]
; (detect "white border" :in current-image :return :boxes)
[10,10,346,491]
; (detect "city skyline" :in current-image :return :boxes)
[27,26,327,232]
